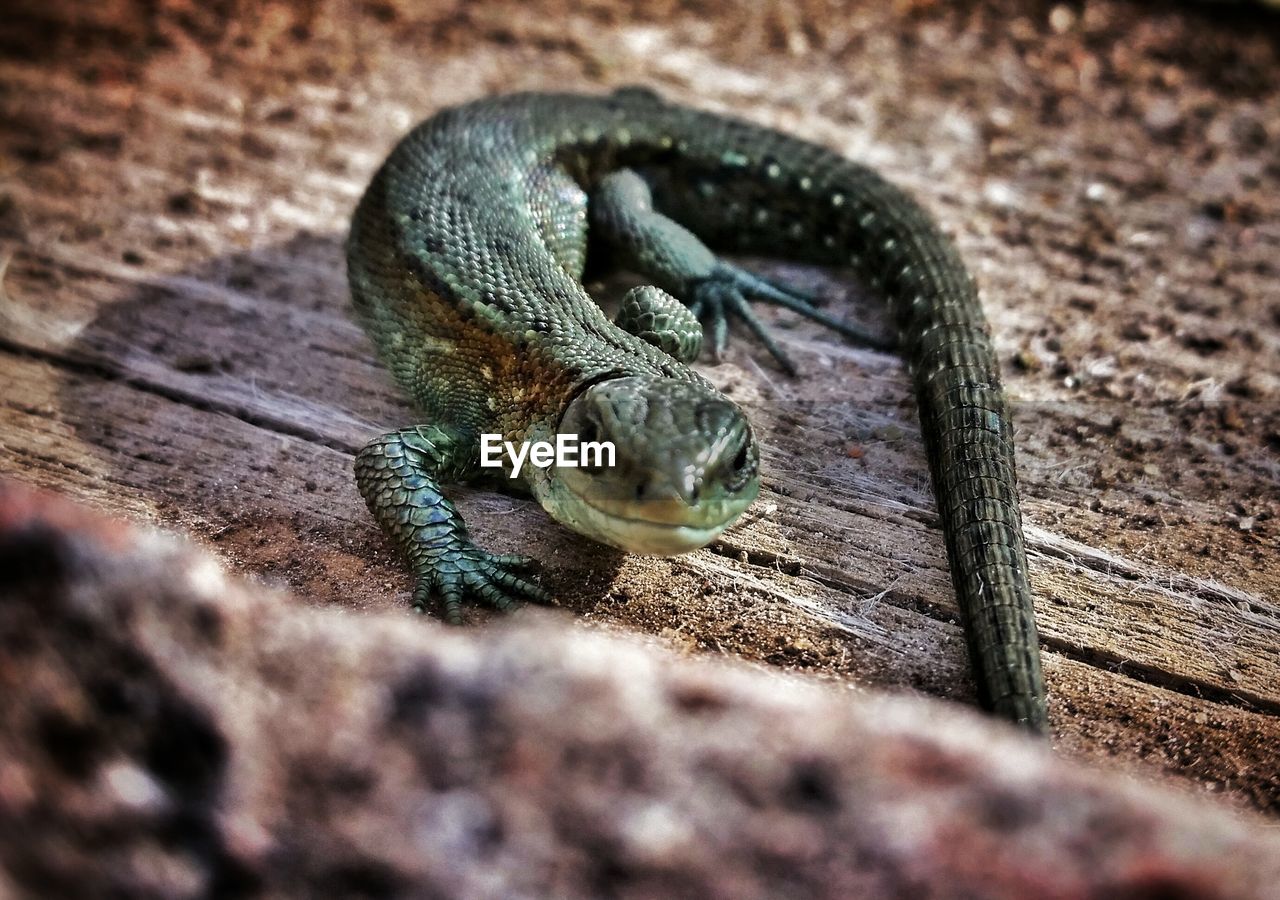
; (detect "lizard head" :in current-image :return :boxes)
[538,375,760,555]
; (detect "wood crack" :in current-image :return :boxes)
[710,527,1280,718]
[0,336,362,457]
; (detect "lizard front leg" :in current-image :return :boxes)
[355,425,550,624]
[614,284,703,362]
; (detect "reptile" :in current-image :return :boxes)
[347,88,1048,732]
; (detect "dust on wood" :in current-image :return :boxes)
[1,1,1277,812]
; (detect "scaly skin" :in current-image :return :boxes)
[347,89,1048,732]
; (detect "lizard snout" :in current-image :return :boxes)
[547,375,760,554]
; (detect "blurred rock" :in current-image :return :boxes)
[1,479,1278,899]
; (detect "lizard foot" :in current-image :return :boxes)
[688,262,894,375]
[411,541,551,625]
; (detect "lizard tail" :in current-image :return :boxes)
[865,180,1050,732]
[830,166,1049,732]
[646,117,1049,732]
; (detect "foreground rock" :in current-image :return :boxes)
[0,481,1276,899]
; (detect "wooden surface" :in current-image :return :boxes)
[1,1,1277,813]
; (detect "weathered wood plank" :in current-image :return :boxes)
[5,348,1279,812]
[6,242,1277,712]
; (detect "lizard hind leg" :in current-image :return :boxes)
[591,168,892,374]
[355,426,551,624]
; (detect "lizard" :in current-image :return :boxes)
[346,88,1048,733]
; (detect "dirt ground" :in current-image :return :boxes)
[1,0,1277,814]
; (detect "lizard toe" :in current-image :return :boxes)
[490,568,553,605]
[465,576,523,613]
[487,552,542,573]
[714,261,822,309]
[688,262,894,371]
[724,291,799,376]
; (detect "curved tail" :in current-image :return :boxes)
[828,169,1048,731]
[869,183,1049,731]
[644,110,1049,731]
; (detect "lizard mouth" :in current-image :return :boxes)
[540,374,760,555]
[546,478,745,556]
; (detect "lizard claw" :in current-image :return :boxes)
[716,263,824,310]
[412,542,551,624]
[692,279,798,374]
[689,262,894,374]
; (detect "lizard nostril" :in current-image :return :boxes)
[634,480,648,502]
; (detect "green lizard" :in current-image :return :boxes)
[347,88,1048,732]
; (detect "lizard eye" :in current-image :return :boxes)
[724,439,756,492]
[576,418,608,474]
